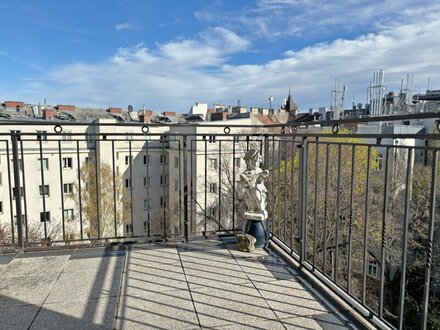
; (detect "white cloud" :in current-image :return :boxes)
[115,22,136,31]
[7,16,440,112]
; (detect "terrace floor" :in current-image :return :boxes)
[0,237,361,329]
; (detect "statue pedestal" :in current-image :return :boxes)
[243,219,269,248]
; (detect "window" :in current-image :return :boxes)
[125,156,132,165]
[125,179,131,188]
[209,135,216,143]
[63,183,73,194]
[63,157,73,169]
[209,183,217,193]
[368,259,379,278]
[143,199,151,210]
[174,180,178,191]
[160,154,167,164]
[209,158,217,169]
[126,224,133,234]
[13,187,23,199]
[234,157,241,167]
[86,133,95,143]
[143,155,150,165]
[209,206,217,217]
[174,157,179,168]
[0,201,3,213]
[37,158,49,171]
[63,209,74,219]
[62,130,72,142]
[39,185,50,197]
[160,175,168,185]
[143,221,147,232]
[375,153,383,171]
[37,130,48,141]
[160,197,166,207]
[40,211,50,222]
[143,177,150,187]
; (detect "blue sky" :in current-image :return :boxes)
[0,0,439,112]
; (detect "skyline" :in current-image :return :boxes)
[0,0,439,112]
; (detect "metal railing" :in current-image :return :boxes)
[0,118,440,329]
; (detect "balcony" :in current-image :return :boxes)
[1,238,356,329]
[1,118,440,329]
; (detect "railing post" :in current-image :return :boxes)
[11,130,24,250]
[299,136,308,265]
[183,136,189,243]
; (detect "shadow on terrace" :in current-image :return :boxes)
[0,237,357,330]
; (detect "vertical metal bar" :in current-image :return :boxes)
[379,147,391,319]
[398,148,414,329]
[39,138,48,239]
[146,140,150,236]
[271,136,276,233]
[183,136,189,243]
[232,139,236,229]
[112,140,117,237]
[58,141,66,241]
[161,137,166,238]
[218,140,222,231]
[277,139,281,238]
[190,139,195,234]
[334,144,342,281]
[19,139,28,243]
[5,141,15,245]
[129,140,134,236]
[11,131,23,249]
[178,139,182,235]
[347,145,356,293]
[362,146,372,304]
[313,139,319,268]
[94,140,100,238]
[204,138,208,236]
[323,144,330,275]
[421,150,438,329]
[283,139,288,242]
[76,140,83,240]
[299,137,308,264]
[290,138,295,253]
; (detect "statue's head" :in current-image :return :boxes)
[244,149,261,165]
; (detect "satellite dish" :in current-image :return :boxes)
[128,105,133,112]
[357,103,363,110]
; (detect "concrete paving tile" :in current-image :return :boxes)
[30,296,117,330]
[63,255,125,273]
[211,319,285,330]
[0,273,59,307]
[281,312,351,330]
[184,264,250,289]
[225,245,269,258]
[191,282,278,328]
[116,289,199,330]
[0,255,70,277]
[235,256,297,283]
[121,265,188,295]
[0,304,40,330]
[46,266,122,303]
[253,279,329,319]
[179,251,238,268]
[127,251,182,269]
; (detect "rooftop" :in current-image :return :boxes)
[0,237,359,329]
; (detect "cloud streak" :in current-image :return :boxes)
[115,22,137,31]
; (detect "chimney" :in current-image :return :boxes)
[43,109,55,120]
[107,107,122,114]
[56,104,76,111]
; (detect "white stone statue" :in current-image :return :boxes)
[240,149,269,221]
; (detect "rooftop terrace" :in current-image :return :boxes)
[0,237,359,329]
